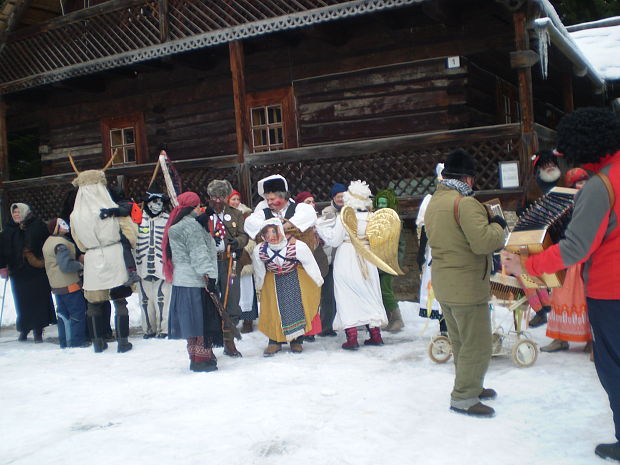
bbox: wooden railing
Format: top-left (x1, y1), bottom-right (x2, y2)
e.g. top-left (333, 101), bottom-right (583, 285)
top-left (2, 123), bottom-right (532, 221)
top-left (0, 0), bottom-right (423, 93)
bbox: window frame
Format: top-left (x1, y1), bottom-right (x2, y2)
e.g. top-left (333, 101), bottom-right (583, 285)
top-left (245, 87), bottom-right (298, 153)
top-left (101, 113), bottom-right (147, 165)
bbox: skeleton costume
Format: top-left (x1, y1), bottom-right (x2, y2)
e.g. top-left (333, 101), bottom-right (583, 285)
top-left (136, 189), bottom-right (171, 338)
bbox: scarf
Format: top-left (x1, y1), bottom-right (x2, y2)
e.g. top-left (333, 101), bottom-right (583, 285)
top-left (439, 179), bottom-right (474, 197)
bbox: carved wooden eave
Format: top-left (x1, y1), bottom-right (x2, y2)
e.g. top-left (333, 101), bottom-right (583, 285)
top-left (0, 0), bottom-right (427, 94)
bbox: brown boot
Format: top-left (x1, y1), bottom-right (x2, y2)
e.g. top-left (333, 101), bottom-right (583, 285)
top-left (223, 339), bottom-right (242, 357)
top-left (263, 342), bottom-right (282, 357)
top-left (450, 402), bottom-right (495, 418)
top-left (240, 320), bottom-right (254, 334)
top-left (290, 342), bottom-right (303, 353)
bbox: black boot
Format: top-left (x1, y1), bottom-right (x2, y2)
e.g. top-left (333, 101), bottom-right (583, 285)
top-left (18, 330), bottom-right (28, 342)
top-left (101, 301), bottom-right (114, 341)
top-left (33, 328), bottom-right (43, 343)
top-left (87, 304), bottom-right (108, 353)
top-left (115, 313), bottom-right (133, 353)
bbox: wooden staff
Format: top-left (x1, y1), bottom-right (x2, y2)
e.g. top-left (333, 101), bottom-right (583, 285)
top-left (158, 150), bottom-right (178, 207)
top-left (223, 244), bottom-right (234, 308)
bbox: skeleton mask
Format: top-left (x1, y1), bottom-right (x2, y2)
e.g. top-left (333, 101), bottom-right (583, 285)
top-left (147, 197), bottom-right (164, 216)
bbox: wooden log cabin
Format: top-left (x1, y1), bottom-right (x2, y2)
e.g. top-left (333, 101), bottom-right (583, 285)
top-left (0, 0), bottom-right (613, 298)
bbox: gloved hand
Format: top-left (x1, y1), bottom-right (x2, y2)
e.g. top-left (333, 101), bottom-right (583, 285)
top-left (99, 207), bottom-right (120, 219)
top-left (196, 213), bottom-right (209, 229)
top-left (225, 237), bottom-right (239, 251)
top-left (203, 206), bottom-right (215, 217)
top-left (489, 215), bottom-right (508, 229)
top-left (204, 276), bottom-right (218, 293)
top-left (213, 235), bottom-right (222, 246)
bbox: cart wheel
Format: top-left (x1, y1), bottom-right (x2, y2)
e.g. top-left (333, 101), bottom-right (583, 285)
top-left (512, 339), bottom-right (538, 367)
top-left (429, 335), bottom-right (452, 364)
top-left (492, 332), bottom-right (503, 355)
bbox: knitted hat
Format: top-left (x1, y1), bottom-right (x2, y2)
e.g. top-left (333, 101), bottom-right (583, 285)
top-left (329, 183), bottom-right (347, 199)
top-left (565, 167), bottom-right (589, 188)
top-left (442, 149), bottom-right (476, 177)
top-left (294, 191), bottom-right (314, 204)
top-left (207, 179), bottom-right (233, 199)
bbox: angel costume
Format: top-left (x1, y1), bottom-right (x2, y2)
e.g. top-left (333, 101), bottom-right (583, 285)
top-left (317, 181), bottom-right (390, 345)
top-left (252, 219), bottom-right (323, 344)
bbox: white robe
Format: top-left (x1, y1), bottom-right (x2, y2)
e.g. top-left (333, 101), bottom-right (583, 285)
top-left (317, 211), bottom-right (387, 329)
top-left (244, 200), bottom-right (317, 239)
top-left (70, 182), bottom-right (128, 291)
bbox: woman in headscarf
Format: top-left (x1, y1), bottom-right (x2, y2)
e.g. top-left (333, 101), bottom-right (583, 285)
top-left (0, 203), bottom-right (56, 341)
top-left (163, 192), bottom-right (222, 372)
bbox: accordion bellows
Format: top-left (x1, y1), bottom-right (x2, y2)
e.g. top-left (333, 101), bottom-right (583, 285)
top-left (505, 187), bottom-right (578, 288)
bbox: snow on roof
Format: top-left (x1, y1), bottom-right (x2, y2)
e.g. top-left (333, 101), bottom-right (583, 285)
top-left (569, 18), bottom-right (620, 81)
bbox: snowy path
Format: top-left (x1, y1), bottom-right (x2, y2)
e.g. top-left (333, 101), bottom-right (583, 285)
top-left (0, 297), bottom-right (612, 465)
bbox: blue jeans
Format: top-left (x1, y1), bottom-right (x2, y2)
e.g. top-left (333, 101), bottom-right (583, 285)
top-left (55, 291), bottom-right (88, 348)
top-left (587, 298), bottom-right (620, 441)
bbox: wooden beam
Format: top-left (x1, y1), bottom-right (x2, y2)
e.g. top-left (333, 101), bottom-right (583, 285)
top-left (510, 50), bottom-right (539, 69)
top-left (158, 0), bottom-right (169, 43)
top-left (512, 11), bottom-right (537, 183)
top-left (229, 41), bottom-right (248, 164)
top-left (0, 96), bottom-right (8, 182)
top-left (561, 72), bottom-right (574, 114)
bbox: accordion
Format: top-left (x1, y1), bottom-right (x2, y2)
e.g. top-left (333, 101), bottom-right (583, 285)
top-left (504, 186), bottom-right (578, 288)
top-left (490, 273), bottom-right (525, 301)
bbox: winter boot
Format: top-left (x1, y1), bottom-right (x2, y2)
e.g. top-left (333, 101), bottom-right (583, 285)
top-left (240, 320), bottom-right (254, 334)
top-left (595, 442), bottom-right (620, 462)
top-left (114, 313), bottom-right (133, 353)
top-left (342, 327), bottom-right (359, 350)
top-left (450, 402), bottom-right (495, 418)
top-left (540, 339), bottom-right (569, 352)
top-left (33, 328), bottom-right (43, 343)
top-left (263, 342), bottom-right (282, 357)
top-left (528, 306), bottom-right (549, 328)
top-left (101, 301), bottom-right (114, 341)
top-left (223, 328), bottom-right (242, 357)
top-left (87, 306), bottom-right (108, 353)
top-left (290, 336), bottom-right (303, 353)
top-left (18, 330), bottom-right (28, 342)
top-left (385, 308), bottom-right (404, 333)
top-left (479, 388), bottom-right (498, 401)
top-left (364, 326), bottom-right (384, 346)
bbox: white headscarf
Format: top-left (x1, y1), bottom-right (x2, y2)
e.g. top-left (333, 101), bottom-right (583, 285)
top-left (259, 218), bottom-right (288, 250)
top-left (10, 203), bottom-right (31, 223)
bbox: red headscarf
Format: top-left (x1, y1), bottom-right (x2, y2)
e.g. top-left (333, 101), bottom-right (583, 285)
top-left (162, 192), bottom-right (201, 282)
top-left (294, 191), bottom-right (314, 204)
top-left (227, 189), bottom-right (241, 204)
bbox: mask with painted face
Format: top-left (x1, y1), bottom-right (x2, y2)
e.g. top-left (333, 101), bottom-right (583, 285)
top-left (376, 197), bottom-right (388, 209)
top-left (147, 198), bottom-right (164, 216)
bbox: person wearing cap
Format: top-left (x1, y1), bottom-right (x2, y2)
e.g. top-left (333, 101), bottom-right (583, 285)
top-left (196, 179), bottom-right (248, 357)
top-left (42, 218), bottom-right (89, 348)
top-left (244, 175), bottom-right (317, 242)
top-left (502, 108), bottom-right (620, 462)
top-left (424, 149), bottom-right (506, 418)
top-left (315, 182), bottom-right (347, 337)
top-left (0, 203), bottom-right (56, 343)
top-left (227, 189), bottom-right (258, 334)
top-left (163, 191), bottom-right (222, 372)
top-left (135, 187), bottom-right (171, 339)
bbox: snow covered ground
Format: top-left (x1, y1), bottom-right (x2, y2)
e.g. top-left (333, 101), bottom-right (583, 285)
top-left (0, 283), bottom-right (613, 465)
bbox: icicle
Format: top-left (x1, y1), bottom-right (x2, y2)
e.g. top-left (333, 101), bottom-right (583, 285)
top-left (535, 22), bottom-right (550, 79)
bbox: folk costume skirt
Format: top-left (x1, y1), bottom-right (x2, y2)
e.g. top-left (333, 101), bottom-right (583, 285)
top-left (547, 265), bottom-right (591, 343)
top-left (258, 267), bottom-right (320, 343)
top-left (168, 286), bottom-right (223, 348)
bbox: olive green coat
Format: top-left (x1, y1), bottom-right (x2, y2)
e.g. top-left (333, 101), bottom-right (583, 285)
top-left (424, 184), bottom-right (505, 305)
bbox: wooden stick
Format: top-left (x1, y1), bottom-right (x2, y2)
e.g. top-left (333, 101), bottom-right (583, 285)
top-left (102, 148), bottom-right (117, 171)
top-left (223, 244), bottom-right (233, 308)
top-left (68, 153), bottom-right (80, 175)
top-left (146, 161), bottom-right (161, 191)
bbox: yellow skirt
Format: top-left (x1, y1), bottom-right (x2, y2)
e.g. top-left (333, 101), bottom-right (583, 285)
top-left (258, 267), bottom-right (320, 342)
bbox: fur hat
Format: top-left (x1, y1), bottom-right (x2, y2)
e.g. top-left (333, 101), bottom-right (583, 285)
top-left (442, 149), bottom-right (476, 177)
top-left (207, 179), bottom-right (233, 199)
top-left (557, 107), bottom-right (620, 165)
top-left (257, 175), bottom-right (289, 198)
top-left (565, 168), bottom-right (589, 188)
top-left (72, 170), bottom-right (106, 187)
top-left (330, 183), bottom-right (347, 199)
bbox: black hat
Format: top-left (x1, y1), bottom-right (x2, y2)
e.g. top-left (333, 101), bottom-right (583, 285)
top-left (263, 177), bottom-right (287, 194)
top-left (532, 150), bottom-right (560, 169)
top-left (442, 149), bottom-right (476, 177)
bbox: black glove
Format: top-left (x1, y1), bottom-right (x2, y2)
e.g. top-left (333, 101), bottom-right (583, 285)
top-left (213, 235), bottom-right (222, 246)
top-left (99, 207), bottom-right (120, 219)
top-left (489, 215), bottom-right (508, 229)
top-left (205, 277), bottom-right (218, 293)
top-left (204, 206), bottom-right (215, 217)
top-left (225, 237), bottom-right (239, 251)
top-left (196, 213), bottom-right (209, 229)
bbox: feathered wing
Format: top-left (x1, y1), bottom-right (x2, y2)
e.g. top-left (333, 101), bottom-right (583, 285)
top-left (367, 208), bottom-right (404, 275)
top-left (340, 206), bottom-right (400, 276)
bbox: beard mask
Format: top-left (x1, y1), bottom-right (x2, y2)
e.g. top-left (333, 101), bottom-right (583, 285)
top-left (538, 165), bottom-right (561, 183)
top-left (146, 198), bottom-right (164, 217)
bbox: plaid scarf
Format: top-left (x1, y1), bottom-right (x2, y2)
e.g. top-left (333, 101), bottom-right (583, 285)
top-left (439, 179), bottom-right (474, 197)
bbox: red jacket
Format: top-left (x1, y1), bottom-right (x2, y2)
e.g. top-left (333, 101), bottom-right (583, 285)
top-left (526, 150), bottom-right (620, 299)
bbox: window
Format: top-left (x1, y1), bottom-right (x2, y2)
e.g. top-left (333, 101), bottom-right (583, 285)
top-left (101, 113), bottom-right (147, 165)
top-left (496, 79), bottom-right (520, 124)
top-left (246, 88), bottom-right (297, 153)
